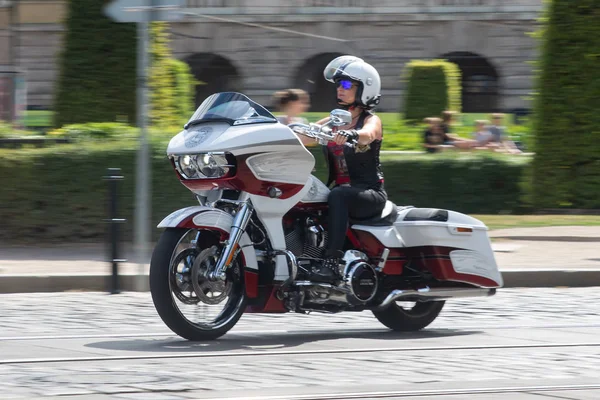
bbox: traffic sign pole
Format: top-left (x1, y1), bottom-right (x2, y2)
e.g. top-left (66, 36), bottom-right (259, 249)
top-left (134, 6), bottom-right (151, 291)
top-left (104, 0), bottom-right (184, 290)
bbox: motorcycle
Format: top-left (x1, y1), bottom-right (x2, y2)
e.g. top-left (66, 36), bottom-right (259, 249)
top-left (149, 92), bottom-right (503, 341)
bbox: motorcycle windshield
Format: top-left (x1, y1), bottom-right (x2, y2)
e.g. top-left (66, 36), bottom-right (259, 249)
top-left (185, 92), bottom-right (278, 128)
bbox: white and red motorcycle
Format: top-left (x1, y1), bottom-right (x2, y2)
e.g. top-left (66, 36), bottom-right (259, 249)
top-left (149, 92), bottom-right (503, 341)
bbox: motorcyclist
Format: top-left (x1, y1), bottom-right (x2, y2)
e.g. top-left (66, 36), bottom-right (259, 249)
top-left (306, 55), bottom-right (387, 283)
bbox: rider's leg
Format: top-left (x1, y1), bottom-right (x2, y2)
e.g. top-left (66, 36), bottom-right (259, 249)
top-left (312, 186), bottom-right (386, 282)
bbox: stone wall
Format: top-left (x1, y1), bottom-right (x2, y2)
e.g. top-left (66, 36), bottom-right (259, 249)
top-left (171, 4), bottom-right (542, 112)
top-left (11, 1), bottom-right (66, 108)
top-left (5, 0), bottom-right (543, 112)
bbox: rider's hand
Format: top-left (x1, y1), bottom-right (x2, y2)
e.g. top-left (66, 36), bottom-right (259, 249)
top-left (336, 129), bottom-right (359, 145)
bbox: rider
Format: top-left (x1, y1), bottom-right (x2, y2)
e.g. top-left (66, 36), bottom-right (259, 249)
top-left (307, 55), bottom-right (387, 283)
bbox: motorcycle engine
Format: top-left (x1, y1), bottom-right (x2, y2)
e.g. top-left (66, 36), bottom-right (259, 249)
top-left (340, 250), bottom-right (378, 305)
top-left (299, 250), bottom-right (379, 310)
top-left (343, 260), bottom-right (378, 304)
top-left (284, 217), bottom-right (326, 259)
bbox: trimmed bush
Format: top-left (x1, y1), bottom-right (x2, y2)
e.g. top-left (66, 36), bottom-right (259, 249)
top-left (149, 23), bottom-right (196, 128)
top-left (402, 60), bottom-right (462, 122)
top-left (531, 0), bottom-right (600, 209)
top-left (168, 58), bottom-right (196, 122)
top-left (47, 122), bottom-right (138, 140)
top-left (0, 141), bottom-right (529, 244)
top-left (53, 0), bottom-right (137, 127)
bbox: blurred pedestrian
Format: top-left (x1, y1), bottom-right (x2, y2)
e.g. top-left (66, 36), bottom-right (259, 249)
top-left (272, 88), bottom-right (310, 125)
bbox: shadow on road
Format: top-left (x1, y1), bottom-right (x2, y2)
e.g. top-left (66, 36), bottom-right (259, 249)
top-left (85, 328), bottom-right (480, 353)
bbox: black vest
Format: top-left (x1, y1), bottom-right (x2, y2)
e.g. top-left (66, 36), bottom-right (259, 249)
top-left (322, 110), bottom-right (384, 190)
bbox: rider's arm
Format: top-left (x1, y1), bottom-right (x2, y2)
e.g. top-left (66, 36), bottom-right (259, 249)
top-left (299, 134), bottom-right (318, 147)
top-left (333, 115), bottom-right (382, 146)
top-left (356, 115), bottom-right (383, 145)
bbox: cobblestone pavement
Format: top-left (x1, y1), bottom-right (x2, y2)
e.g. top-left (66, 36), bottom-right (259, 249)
top-left (1, 288), bottom-right (599, 399)
top-left (1, 288), bottom-right (599, 337)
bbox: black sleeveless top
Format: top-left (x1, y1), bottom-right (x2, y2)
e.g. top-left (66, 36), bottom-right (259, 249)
top-left (322, 110), bottom-right (385, 191)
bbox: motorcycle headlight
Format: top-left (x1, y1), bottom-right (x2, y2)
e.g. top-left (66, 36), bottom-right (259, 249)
top-left (172, 153), bottom-right (234, 179)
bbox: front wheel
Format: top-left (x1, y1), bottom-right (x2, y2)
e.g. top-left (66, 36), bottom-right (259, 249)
top-left (149, 228), bottom-right (247, 341)
top-left (372, 300), bottom-right (445, 332)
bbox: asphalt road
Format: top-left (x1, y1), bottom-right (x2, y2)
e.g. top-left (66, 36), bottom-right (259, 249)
top-left (1, 288), bottom-right (599, 399)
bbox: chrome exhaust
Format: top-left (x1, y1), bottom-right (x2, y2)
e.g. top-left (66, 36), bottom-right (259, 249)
top-left (376, 286), bottom-right (496, 310)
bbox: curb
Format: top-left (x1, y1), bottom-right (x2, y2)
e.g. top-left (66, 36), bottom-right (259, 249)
top-left (0, 274), bottom-right (150, 294)
top-left (1, 270), bottom-right (599, 294)
top-left (490, 236), bottom-right (600, 242)
top-left (501, 269), bottom-right (600, 288)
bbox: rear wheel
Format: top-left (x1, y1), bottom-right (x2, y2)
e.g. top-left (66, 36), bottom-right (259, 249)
top-left (149, 228), bottom-right (247, 341)
top-left (372, 300), bottom-right (445, 332)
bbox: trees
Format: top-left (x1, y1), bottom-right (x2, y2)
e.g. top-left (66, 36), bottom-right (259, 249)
top-left (53, 0), bottom-right (137, 127)
top-left (531, 0), bottom-right (600, 208)
top-left (53, 3), bottom-right (195, 129)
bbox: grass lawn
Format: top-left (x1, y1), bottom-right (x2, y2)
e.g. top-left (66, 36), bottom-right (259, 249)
top-left (23, 110), bottom-right (53, 127)
top-left (23, 110), bottom-right (533, 151)
top-left (300, 111), bottom-right (533, 151)
top-left (473, 215), bottom-right (600, 230)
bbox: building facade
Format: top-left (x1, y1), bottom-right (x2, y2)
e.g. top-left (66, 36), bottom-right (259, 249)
top-left (0, 0), bottom-right (543, 114)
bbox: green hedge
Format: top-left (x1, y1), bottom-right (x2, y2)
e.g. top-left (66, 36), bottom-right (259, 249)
top-left (531, 0), bottom-right (600, 209)
top-left (0, 140), bottom-right (529, 244)
top-left (53, 0), bottom-right (137, 127)
top-left (47, 122), bottom-right (138, 140)
top-left (402, 60), bottom-right (462, 123)
top-left (310, 150), bottom-right (528, 214)
top-left (0, 140), bottom-right (191, 244)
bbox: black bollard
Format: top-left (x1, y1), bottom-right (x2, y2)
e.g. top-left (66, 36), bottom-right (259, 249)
top-left (104, 168), bottom-right (126, 294)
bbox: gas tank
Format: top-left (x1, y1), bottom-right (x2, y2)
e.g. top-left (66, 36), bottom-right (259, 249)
top-left (300, 175), bottom-right (330, 203)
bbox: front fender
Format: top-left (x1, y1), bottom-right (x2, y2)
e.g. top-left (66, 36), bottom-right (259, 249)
top-left (157, 206), bottom-right (258, 272)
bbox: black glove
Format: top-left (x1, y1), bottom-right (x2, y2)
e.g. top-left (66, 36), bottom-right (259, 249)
top-left (338, 129), bottom-right (359, 143)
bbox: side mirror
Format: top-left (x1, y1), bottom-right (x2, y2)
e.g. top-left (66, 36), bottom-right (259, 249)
top-left (329, 109), bottom-right (352, 127)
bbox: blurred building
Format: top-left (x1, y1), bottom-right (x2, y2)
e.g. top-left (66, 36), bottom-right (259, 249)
top-left (0, 0), bottom-right (543, 113)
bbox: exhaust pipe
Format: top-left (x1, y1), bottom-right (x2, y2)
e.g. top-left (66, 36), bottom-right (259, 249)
top-left (376, 286), bottom-right (496, 310)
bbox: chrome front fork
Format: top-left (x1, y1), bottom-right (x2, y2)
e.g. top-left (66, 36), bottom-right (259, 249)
top-left (208, 200), bottom-right (254, 281)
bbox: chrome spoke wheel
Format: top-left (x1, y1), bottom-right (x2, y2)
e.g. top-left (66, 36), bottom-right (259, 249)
top-left (150, 228), bottom-right (247, 341)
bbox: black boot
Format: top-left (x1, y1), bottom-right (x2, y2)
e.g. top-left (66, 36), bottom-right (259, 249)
top-left (311, 250), bottom-right (344, 284)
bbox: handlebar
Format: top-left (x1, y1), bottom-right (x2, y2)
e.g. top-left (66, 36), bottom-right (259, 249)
top-left (288, 122), bottom-right (356, 147)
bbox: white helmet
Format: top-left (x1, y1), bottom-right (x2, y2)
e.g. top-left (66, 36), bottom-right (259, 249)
top-left (323, 55), bottom-right (381, 110)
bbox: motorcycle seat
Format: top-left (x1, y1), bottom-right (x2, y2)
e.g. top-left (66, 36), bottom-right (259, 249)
top-left (349, 200), bottom-right (398, 226)
top-left (403, 208), bottom-right (449, 222)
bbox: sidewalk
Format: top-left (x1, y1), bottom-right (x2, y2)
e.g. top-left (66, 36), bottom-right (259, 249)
top-left (1, 226), bottom-right (599, 293)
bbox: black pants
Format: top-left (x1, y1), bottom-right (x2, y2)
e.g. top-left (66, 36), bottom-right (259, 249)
top-left (326, 185), bottom-right (387, 257)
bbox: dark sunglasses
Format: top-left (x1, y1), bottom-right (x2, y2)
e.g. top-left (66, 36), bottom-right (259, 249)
top-left (336, 80), bottom-right (355, 90)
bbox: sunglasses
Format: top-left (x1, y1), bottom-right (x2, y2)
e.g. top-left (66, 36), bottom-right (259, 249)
top-left (336, 80), bottom-right (355, 90)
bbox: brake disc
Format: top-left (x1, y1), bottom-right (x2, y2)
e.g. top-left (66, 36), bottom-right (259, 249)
top-left (190, 246), bottom-right (232, 305)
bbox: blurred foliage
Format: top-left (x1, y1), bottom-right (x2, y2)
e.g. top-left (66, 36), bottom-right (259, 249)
top-left (401, 59), bottom-right (462, 123)
top-left (531, 0), bottom-right (600, 209)
top-left (168, 58), bottom-right (197, 124)
top-left (309, 149), bottom-right (529, 214)
top-left (0, 135), bottom-right (530, 243)
top-left (301, 112), bottom-right (533, 152)
top-left (0, 121), bottom-right (36, 138)
top-left (148, 23), bottom-right (197, 128)
top-left (53, 0), bottom-right (137, 128)
top-left (22, 109), bottom-right (534, 151)
top-left (48, 122), bottom-right (139, 141)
